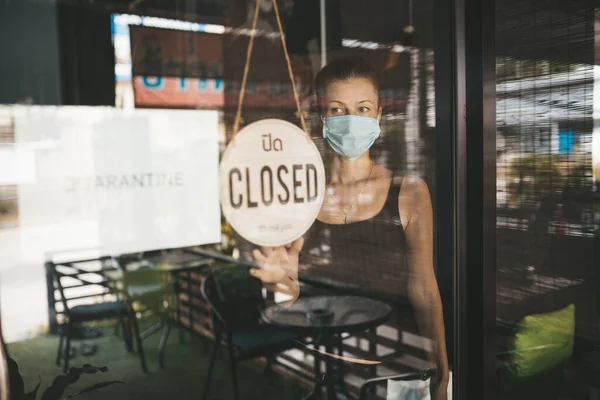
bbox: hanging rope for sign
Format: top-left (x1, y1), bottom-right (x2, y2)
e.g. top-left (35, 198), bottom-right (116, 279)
top-left (231, 0), bottom-right (309, 142)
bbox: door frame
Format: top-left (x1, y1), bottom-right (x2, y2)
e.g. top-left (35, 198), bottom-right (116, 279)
top-left (434, 0), bottom-right (497, 398)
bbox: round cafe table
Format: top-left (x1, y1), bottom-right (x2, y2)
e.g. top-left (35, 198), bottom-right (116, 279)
top-left (262, 295), bottom-right (393, 400)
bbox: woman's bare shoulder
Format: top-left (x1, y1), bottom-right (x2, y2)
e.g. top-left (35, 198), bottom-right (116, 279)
top-left (397, 175), bottom-right (431, 227)
top-left (398, 175), bottom-right (429, 195)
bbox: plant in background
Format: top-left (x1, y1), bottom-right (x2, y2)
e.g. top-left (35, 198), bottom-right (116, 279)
top-left (220, 214), bottom-right (236, 254)
top-left (506, 155), bottom-right (564, 207)
top-left (560, 164), bottom-right (596, 224)
top-left (7, 354), bottom-right (123, 400)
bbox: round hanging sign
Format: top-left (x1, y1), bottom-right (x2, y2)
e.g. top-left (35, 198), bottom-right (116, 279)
top-left (220, 119), bottom-right (326, 247)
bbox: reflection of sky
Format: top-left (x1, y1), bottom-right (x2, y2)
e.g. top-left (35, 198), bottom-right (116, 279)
top-left (497, 67), bottom-right (598, 125)
top-left (498, 81), bottom-right (594, 125)
top-left (111, 15), bottom-right (131, 83)
top-left (110, 16), bottom-right (131, 36)
top-left (497, 97), bottom-right (589, 125)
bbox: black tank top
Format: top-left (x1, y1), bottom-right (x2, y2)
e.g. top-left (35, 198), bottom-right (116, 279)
top-left (299, 177), bottom-right (409, 299)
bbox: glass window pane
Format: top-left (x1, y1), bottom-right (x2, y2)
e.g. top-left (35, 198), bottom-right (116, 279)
top-left (0, 1), bottom-right (453, 399)
top-left (495, 2), bottom-right (599, 399)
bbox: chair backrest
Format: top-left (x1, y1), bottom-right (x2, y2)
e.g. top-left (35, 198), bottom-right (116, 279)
top-left (45, 261), bottom-right (70, 318)
top-left (112, 255), bottom-right (173, 308)
top-left (201, 264), bottom-right (265, 333)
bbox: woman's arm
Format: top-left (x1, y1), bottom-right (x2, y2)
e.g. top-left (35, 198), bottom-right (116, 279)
top-left (399, 176), bottom-right (449, 399)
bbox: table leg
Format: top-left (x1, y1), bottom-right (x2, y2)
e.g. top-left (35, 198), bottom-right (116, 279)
top-left (334, 334), bottom-right (354, 400)
top-left (368, 329), bottom-right (377, 395)
top-left (306, 334), bottom-right (358, 400)
top-left (139, 319), bottom-right (164, 341)
top-left (325, 336), bottom-right (337, 400)
top-left (303, 343), bottom-right (323, 400)
top-left (187, 273), bottom-right (194, 332)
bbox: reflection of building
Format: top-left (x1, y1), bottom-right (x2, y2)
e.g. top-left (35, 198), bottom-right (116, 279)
top-left (495, 3), bottom-right (599, 347)
top-left (496, 66), bottom-right (596, 220)
top-left (497, 67), bottom-right (595, 154)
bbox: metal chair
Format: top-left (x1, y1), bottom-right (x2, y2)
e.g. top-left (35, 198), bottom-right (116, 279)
top-left (49, 262), bottom-right (147, 374)
top-left (201, 265), bottom-right (302, 400)
top-left (358, 369), bottom-right (434, 400)
top-left (118, 258), bottom-right (175, 368)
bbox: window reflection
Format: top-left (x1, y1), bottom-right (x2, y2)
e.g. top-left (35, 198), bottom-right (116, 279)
top-left (495, 2), bottom-right (599, 399)
top-left (0, 1), bottom-right (450, 400)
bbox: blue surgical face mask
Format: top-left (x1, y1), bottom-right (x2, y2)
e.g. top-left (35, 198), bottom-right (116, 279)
top-left (322, 115), bottom-right (381, 161)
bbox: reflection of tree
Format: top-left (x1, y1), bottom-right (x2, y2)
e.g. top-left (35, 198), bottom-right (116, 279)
top-left (507, 155), bottom-right (564, 206)
top-left (508, 155), bottom-right (594, 226)
top-left (220, 215), bottom-right (236, 255)
top-left (561, 164), bottom-right (595, 226)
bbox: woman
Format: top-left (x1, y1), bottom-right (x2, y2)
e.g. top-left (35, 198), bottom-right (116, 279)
top-left (250, 56), bottom-right (449, 399)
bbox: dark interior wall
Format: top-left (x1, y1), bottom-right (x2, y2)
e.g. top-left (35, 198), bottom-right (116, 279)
top-left (497, 0), bottom-right (595, 65)
top-left (0, 1), bottom-right (115, 106)
top-left (96, 0), bottom-right (227, 20)
top-left (0, 1), bottom-right (62, 105)
top-left (57, 4), bottom-right (115, 106)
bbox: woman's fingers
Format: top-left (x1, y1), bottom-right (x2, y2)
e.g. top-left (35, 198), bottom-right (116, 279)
top-left (252, 248), bottom-right (266, 263)
top-left (263, 246), bottom-right (275, 257)
top-left (250, 240), bottom-right (303, 287)
top-left (281, 238), bottom-right (303, 255)
top-left (250, 268), bottom-right (272, 281)
top-left (289, 237), bottom-right (305, 256)
top-left (250, 266), bottom-right (284, 283)
top-left (249, 268), bottom-right (265, 280)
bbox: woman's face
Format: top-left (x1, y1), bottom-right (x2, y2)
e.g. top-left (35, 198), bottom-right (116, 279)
top-left (321, 77), bottom-right (381, 119)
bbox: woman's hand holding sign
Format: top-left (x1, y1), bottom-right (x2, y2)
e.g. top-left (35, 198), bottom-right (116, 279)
top-left (219, 120), bottom-right (323, 305)
top-left (251, 237), bottom-right (304, 305)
